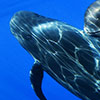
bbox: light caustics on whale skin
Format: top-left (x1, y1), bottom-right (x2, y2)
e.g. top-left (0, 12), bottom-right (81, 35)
top-left (10, 0), bottom-right (100, 100)
top-left (84, 0), bottom-right (100, 36)
top-left (10, 11), bottom-right (100, 100)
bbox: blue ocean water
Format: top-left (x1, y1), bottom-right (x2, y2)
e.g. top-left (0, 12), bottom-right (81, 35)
top-left (0, 0), bottom-right (95, 100)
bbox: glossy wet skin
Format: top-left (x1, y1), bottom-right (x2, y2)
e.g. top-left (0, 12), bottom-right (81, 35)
top-left (84, 0), bottom-right (100, 36)
top-left (10, 11), bottom-right (47, 60)
top-left (10, 11), bottom-right (62, 60)
top-left (10, 0), bottom-right (100, 100)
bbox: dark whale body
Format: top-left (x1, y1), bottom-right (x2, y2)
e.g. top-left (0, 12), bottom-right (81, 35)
top-left (10, 0), bottom-right (100, 100)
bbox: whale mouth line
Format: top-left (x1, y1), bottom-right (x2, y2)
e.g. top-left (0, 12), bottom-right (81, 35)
top-left (88, 31), bottom-right (100, 37)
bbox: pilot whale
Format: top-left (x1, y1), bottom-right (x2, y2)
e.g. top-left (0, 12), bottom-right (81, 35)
top-left (10, 0), bottom-right (100, 100)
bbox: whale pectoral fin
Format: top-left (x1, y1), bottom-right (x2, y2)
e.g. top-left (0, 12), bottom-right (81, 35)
top-left (30, 62), bottom-right (46, 100)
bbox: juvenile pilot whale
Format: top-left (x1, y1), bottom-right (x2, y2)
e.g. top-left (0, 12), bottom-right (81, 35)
top-left (10, 0), bottom-right (100, 100)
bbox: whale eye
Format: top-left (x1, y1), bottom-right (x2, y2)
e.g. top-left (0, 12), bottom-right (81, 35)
top-left (22, 34), bottom-right (32, 40)
top-left (26, 34), bottom-right (33, 40)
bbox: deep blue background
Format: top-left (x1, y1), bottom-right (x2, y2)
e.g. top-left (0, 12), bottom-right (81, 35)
top-left (0, 0), bottom-right (95, 100)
